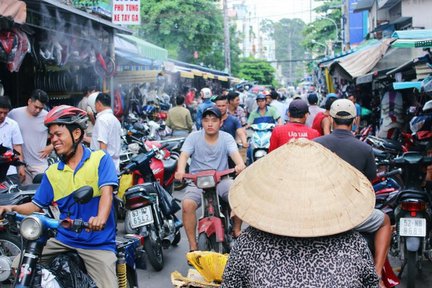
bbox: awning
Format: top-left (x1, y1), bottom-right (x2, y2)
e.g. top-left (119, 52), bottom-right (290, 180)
top-left (116, 34), bottom-right (168, 62)
top-left (206, 73), bottom-right (215, 79)
top-left (216, 76), bottom-right (228, 82)
top-left (0, 0), bottom-right (26, 24)
top-left (378, 0), bottom-right (400, 9)
top-left (392, 39), bottom-right (432, 49)
top-left (26, 0), bottom-right (131, 34)
top-left (353, 0), bottom-right (374, 13)
top-left (180, 71), bottom-right (194, 79)
top-left (386, 53), bottom-right (431, 76)
top-left (191, 69), bottom-right (204, 77)
top-left (392, 30), bottom-right (432, 39)
top-left (392, 81), bottom-right (422, 90)
top-left (115, 50), bottom-right (152, 66)
top-left (329, 38), bottom-right (393, 79)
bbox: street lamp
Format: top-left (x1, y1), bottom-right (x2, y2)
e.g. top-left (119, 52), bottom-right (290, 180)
top-left (311, 39), bottom-right (328, 56)
top-left (319, 16), bottom-right (339, 43)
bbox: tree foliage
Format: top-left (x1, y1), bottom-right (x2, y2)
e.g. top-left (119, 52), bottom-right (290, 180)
top-left (138, 0), bottom-right (223, 64)
top-left (302, 0), bottom-right (342, 55)
top-left (238, 58), bottom-right (276, 86)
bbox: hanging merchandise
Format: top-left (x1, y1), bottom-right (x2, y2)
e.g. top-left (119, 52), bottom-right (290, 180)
top-left (0, 27), bottom-right (29, 72)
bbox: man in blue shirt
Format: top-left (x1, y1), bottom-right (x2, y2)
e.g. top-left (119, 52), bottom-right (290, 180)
top-left (0, 105), bottom-right (118, 287)
top-left (195, 87), bottom-right (214, 130)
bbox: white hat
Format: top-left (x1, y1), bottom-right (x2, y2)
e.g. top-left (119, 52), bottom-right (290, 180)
top-left (330, 99), bottom-right (357, 119)
top-left (229, 139), bottom-right (375, 237)
top-left (201, 88), bottom-right (212, 99)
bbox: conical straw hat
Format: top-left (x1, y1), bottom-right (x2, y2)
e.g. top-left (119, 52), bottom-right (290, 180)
top-left (229, 138), bottom-right (375, 237)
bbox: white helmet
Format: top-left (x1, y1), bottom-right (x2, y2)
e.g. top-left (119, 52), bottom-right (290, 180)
top-left (423, 100), bottom-right (432, 112)
top-left (87, 91), bottom-right (100, 114)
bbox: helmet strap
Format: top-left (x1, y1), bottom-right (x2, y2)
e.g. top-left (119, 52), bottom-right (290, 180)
top-left (56, 127), bottom-right (84, 163)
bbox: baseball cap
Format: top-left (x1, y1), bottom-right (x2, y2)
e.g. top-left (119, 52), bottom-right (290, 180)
top-left (256, 93), bottom-right (266, 100)
top-left (289, 99), bottom-right (309, 118)
top-left (202, 106), bottom-right (222, 119)
top-left (307, 93), bottom-right (318, 105)
top-left (201, 88), bottom-right (212, 99)
top-left (330, 99), bottom-right (356, 119)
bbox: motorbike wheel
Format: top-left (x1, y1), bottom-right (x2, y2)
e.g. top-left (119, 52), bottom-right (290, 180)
top-left (171, 230), bottom-right (181, 246)
top-left (406, 251), bottom-right (417, 288)
top-left (144, 226), bottom-right (164, 271)
top-left (197, 233), bottom-right (224, 253)
top-left (0, 232), bottom-right (22, 284)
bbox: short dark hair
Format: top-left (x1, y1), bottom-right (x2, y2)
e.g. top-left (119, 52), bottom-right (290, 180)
top-left (215, 95), bottom-right (227, 102)
top-left (333, 116), bottom-right (354, 126)
top-left (325, 97), bottom-right (337, 110)
top-left (96, 93), bottom-right (111, 107)
top-left (176, 96), bottom-right (185, 106)
top-left (0, 96), bottom-right (12, 110)
top-left (270, 90), bottom-right (279, 100)
top-left (30, 89), bottom-right (48, 104)
top-left (227, 92), bottom-right (239, 102)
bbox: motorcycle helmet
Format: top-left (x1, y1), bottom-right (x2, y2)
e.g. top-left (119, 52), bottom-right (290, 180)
top-left (87, 91), bottom-right (100, 114)
top-left (256, 93), bottom-right (266, 101)
top-left (44, 105), bottom-right (88, 130)
top-left (423, 100), bottom-right (432, 113)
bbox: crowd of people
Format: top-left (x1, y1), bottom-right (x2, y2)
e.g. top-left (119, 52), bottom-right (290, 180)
top-left (0, 83), bottom-right (410, 287)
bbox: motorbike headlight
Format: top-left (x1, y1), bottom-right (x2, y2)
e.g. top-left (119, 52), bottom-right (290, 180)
top-left (254, 150), bottom-right (267, 159)
top-left (197, 176), bottom-right (216, 189)
top-left (20, 216), bottom-right (43, 240)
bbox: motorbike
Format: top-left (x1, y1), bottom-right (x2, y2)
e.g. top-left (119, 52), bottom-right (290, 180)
top-left (246, 123), bottom-right (275, 165)
top-left (0, 186), bottom-right (144, 288)
top-left (380, 152), bottom-right (432, 288)
top-left (183, 168), bottom-right (235, 254)
top-left (122, 144), bottom-right (182, 271)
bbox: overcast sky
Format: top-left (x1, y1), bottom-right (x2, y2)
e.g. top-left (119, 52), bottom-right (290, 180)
top-left (244, 0), bottom-right (318, 24)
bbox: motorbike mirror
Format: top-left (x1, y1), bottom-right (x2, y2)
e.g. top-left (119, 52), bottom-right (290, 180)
top-left (32, 173), bottom-right (44, 184)
top-left (72, 186), bottom-right (94, 204)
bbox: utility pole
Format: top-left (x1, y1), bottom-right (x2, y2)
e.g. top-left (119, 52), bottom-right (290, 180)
top-left (223, 0), bottom-right (231, 73)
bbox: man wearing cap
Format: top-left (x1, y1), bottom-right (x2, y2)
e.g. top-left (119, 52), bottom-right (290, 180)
top-left (315, 99), bottom-right (391, 284)
top-left (195, 87), bottom-right (214, 130)
top-left (247, 94), bottom-right (282, 126)
top-left (269, 99), bottom-right (320, 152)
top-left (305, 93), bottom-right (324, 128)
top-left (175, 106), bottom-right (246, 252)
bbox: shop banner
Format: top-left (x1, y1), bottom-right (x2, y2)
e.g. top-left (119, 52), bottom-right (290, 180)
top-left (112, 0), bottom-right (141, 25)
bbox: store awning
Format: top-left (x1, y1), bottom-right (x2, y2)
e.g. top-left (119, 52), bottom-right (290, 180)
top-left (386, 53), bottom-right (431, 77)
top-left (378, 0), bottom-right (400, 9)
top-left (116, 34), bottom-right (168, 62)
top-left (392, 30), bottom-right (432, 39)
top-left (216, 75), bottom-right (228, 82)
top-left (353, 0), bottom-right (374, 13)
top-left (0, 0), bottom-right (26, 24)
top-left (329, 38), bottom-right (393, 79)
top-left (115, 50), bottom-right (152, 66)
top-left (180, 71), bottom-right (194, 79)
top-left (391, 29), bottom-right (432, 48)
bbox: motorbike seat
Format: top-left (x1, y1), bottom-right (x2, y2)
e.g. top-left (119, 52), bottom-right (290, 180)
top-left (0, 192), bottom-right (30, 205)
top-left (163, 157), bottom-right (177, 182)
top-left (398, 190), bottom-right (429, 202)
top-left (18, 183), bottom-right (39, 191)
top-left (125, 182), bottom-right (157, 197)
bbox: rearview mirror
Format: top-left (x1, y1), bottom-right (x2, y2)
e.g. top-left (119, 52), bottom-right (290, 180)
top-left (72, 186), bottom-right (93, 204)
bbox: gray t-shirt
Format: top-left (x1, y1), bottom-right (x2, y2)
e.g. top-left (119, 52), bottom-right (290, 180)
top-left (181, 130), bottom-right (238, 173)
top-left (8, 107), bottom-right (48, 167)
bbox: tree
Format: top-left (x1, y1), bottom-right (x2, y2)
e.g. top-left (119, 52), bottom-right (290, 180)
top-left (138, 0), bottom-right (224, 65)
top-left (237, 58), bottom-right (276, 86)
top-left (302, 0), bottom-right (342, 55)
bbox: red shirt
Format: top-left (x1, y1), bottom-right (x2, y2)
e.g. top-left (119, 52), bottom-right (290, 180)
top-left (185, 91), bottom-right (195, 106)
top-left (269, 123), bottom-right (320, 152)
top-left (312, 112), bottom-right (328, 136)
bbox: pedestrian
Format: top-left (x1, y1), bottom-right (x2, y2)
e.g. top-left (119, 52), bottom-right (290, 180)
top-left (348, 94), bottom-right (362, 134)
top-left (0, 96), bottom-right (25, 184)
top-left (215, 95), bottom-right (248, 147)
top-left (90, 93), bottom-right (121, 172)
top-left (315, 99), bottom-right (391, 287)
top-left (268, 99), bottom-right (320, 152)
top-left (267, 90), bottom-right (288, 124)
top-left (9, 89), bottom-right (53, 184)
top-left (227, 91), bottom-right (247, 127)
top-left (305, 92), bottom-right (324, 127)
top-left (77, 86), bottom-right (96, 142)
top-left (195, 88), bottom-right (214, 130)
top-left (311, 94), bottom-right (337, 135)
top-left (166, 95), bottom-right (193, 137)
top-left (222, 139), bottom-right (379, 288)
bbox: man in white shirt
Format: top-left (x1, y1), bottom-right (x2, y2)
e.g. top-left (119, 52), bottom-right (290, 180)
top-left (0, 96), bottom-right (25, 184)
top-left (90, 93), bottom-right (121, 172)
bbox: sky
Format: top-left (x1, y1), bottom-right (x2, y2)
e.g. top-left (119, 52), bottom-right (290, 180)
top-left (244, 0), bottom-right (318, 24)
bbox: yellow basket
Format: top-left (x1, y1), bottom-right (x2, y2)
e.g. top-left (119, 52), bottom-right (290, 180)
top-left (186, 251), bottom-right (228, 283)
top-left (118, 173), bottom-right (134, 200)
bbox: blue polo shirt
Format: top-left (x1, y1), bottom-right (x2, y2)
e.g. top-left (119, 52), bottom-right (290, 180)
top-left (247, 106), bottom-right (280, 125)
top-left (32, 145), bottom-right (118, 252)
top-left (221, 115), bottom-right (242, 139)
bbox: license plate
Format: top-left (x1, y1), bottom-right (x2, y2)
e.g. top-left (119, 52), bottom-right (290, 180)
top-left (399, 218), bottom-right (426, 237)
top-left (129, 206), bottom-right (154, 229)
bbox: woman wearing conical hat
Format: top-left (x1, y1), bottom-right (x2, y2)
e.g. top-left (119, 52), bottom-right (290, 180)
top-left (221, 139), bottom-right (379, 288)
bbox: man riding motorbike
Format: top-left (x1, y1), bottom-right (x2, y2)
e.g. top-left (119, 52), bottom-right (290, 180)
top-left (0, 105), bottom-right (119, 287)
top-left (175, 106), bottom-right (246, 252)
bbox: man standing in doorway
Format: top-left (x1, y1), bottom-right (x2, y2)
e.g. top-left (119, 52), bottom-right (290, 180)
top-left (9, 89), bottom-right (53, 184)
top-left (90, 93), bottom-right (121, 172)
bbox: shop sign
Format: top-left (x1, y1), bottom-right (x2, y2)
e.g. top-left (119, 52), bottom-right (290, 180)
top-left (112, 0), bottom-right (141, 25)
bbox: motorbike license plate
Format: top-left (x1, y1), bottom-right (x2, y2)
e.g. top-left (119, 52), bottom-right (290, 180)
top-left (130, 206), bottom-right (154, 229)
top-left (399, 218), bottom-right (426, 237)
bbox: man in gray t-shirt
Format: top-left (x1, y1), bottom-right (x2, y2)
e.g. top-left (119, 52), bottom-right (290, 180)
top-left (175, 106), bottom-right (246, 252)
top-left (8, 89), bottom-right (53, 184)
